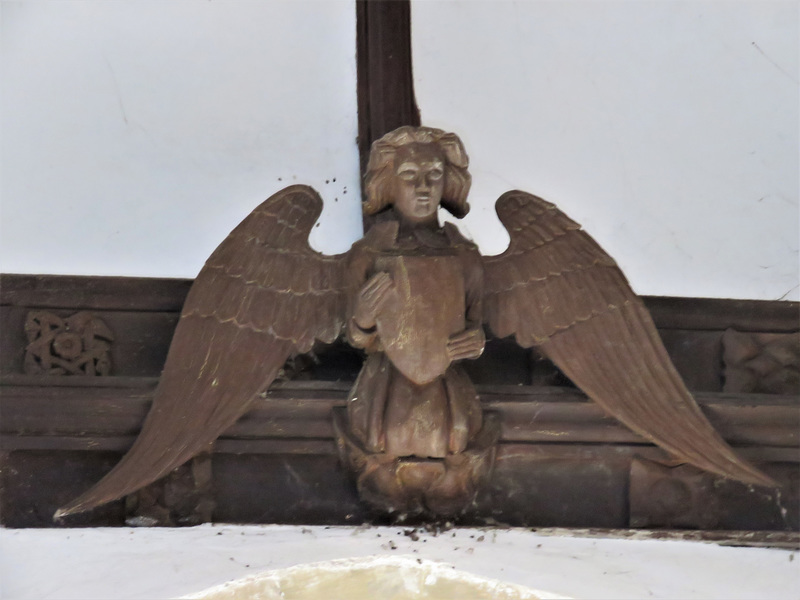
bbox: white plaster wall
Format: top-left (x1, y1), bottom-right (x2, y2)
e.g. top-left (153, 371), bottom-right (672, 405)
top-left (2, 1), bottom-right (797, 300)
top-left (1, 525), bottom-right (797, 600)
top-left (1, 0), bottom-right (362, 278)
top-left (413, 1), bottom-right (799, 301)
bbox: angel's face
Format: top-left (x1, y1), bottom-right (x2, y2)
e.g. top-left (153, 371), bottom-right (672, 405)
top-left (391, 143), bottom-right (445, 225)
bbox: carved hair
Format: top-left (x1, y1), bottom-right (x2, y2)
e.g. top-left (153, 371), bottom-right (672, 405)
top-left (364, 126), bottom-right (472, 218)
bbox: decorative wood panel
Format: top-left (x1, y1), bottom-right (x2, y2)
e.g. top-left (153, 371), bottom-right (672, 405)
top-left (1, 273), bottom-right (798, 531)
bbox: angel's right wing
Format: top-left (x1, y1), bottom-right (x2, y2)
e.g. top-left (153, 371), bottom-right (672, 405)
top-left (56, 185), bottom-right (352, 518)
top-left (483, 191), bottom-right (774, 487)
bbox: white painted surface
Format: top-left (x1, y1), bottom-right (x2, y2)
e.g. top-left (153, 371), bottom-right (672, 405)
top-left (1, 525), bottom-right (797, 600)
top-left (1, 1), bottom-right (362, 277)
top-left (413, 1), bottom-right (799, 301)
top-left (3, 1), bottom-right (797, 301)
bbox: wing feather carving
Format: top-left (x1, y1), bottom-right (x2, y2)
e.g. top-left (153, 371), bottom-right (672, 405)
top-left (56, 185), bottom-right (351, 518)
top-left (484, 191), bottom-right (774, 486)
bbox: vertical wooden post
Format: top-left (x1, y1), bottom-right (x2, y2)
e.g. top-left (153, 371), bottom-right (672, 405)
top-left (356, 0), bottom-right (420, 181)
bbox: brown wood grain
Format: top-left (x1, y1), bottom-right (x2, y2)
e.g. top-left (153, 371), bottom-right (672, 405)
top-left (3, 379), bottom-right (796, 450)
top-left (356, 0), bottom-right (420, 178)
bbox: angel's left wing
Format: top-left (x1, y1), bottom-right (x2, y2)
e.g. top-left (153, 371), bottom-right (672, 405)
top-left (483, 191), bottom-right (774, 487)
top-left (56, 185), bottom-right (352, 518)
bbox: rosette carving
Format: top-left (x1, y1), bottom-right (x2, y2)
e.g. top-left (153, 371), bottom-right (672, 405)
top-left (24, 311), bottom-right (114, 376)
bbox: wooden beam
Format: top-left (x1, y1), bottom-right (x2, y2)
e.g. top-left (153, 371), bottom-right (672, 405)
top-left (3, 379), bottom-right (797, 452)
top-left (5, 274), bottom-right (798, 332)
top-left (356, 0), bottom-right (420, 177)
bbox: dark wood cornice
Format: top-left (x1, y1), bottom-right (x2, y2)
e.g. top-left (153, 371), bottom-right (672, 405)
top-left (1, 272), bottom-right (798, 530)
top-left (3, 273), bottom-right (797, 332)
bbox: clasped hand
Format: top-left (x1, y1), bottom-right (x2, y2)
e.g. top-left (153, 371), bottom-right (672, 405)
top-left (446, 327), bottom-right (485, 361)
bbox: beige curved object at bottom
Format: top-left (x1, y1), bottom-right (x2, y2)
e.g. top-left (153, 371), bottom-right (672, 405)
top-left (181, 555), bottom-right (571, 600)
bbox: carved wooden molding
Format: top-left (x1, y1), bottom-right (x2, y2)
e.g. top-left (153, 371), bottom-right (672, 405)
top-left (2, 274), bottom-right (798, 530)
top-left (1, 376), bottom-right (797, 530)
top-left (1, 378), bottom-right (797, 453)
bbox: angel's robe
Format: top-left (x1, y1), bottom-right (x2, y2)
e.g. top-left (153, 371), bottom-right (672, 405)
top-left (345, 220), bottom-right (484, 459)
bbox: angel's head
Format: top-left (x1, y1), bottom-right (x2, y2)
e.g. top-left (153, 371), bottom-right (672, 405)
top-left (364, 126), bottom-right (472, 224)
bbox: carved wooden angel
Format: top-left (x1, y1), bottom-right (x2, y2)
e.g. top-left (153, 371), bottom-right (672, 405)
top-left (56, 126), bottom-right (773, 520)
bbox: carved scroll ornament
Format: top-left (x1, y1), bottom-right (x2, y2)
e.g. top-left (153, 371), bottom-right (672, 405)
top-left (56, 126), bottom-right (775, 522)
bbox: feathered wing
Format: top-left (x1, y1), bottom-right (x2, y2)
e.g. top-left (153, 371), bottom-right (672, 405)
top-left (483, 191), bottom-right (774, 487)
top-left (56, 185), bottom-right (351, 517)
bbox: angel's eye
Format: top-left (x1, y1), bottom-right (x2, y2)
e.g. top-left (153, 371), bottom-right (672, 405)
top-left (428, 169), bottom-right (444, 180)
top-left (398, 170), bottom-right (417, 181)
